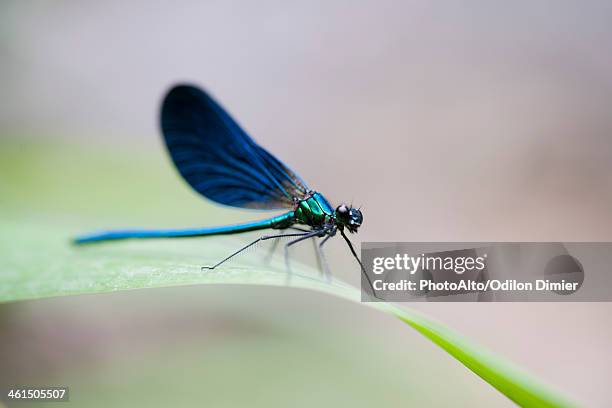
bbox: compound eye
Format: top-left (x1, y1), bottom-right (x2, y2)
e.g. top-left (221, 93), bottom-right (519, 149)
top-left (349, 208), bottom-right (363, 225)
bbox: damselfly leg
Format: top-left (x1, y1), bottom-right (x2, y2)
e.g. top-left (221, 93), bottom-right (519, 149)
top-left (283, 230), bottom-right (324, 283)
top-left (263, 227), bottom-right (330, 280)
top-left (202, 232), bottom-right (312, 271)
top-left (317, 234), bottom-right (333, 282)
top-left (263, 227), bottom-right (310, 264)
top-left (340, 230), bottom-right (378, 299)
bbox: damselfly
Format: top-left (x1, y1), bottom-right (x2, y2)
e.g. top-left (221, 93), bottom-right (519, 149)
top-left (74, 85), bottom-right (374, 294)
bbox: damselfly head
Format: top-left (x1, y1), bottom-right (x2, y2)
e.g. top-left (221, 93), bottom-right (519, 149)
top-left (334, 204), bottom-right (363, 233)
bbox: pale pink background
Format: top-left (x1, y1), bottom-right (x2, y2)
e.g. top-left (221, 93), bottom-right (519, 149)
top-left (2, 2), bottom-right (611, 406)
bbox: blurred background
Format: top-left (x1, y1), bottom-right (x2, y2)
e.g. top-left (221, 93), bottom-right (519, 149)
top-left (1, 1), bottom-right (612, 406)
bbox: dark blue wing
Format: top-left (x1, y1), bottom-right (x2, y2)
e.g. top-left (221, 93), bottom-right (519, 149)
top-left (161, 84), bottom-right (309, 209)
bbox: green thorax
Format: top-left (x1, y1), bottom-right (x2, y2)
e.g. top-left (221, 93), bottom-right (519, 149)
top-left (294, 192), bottom-right (334, 227)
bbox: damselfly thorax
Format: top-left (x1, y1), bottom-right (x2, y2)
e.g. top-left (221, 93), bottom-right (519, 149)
top-left (292, 191), bottom-right (334, 228)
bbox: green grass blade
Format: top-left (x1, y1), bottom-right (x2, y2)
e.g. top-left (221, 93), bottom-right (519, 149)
top-left (0, 219), bottom-right (575, 408)
top-left (379, 303), bottom-right (575, 408)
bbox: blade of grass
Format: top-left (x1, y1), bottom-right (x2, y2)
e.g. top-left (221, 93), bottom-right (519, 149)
top-left (0, 218), bottom-right (575, 407)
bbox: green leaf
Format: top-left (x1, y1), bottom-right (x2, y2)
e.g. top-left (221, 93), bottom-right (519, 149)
top-left (0, 219), bottom-right (574, 408)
